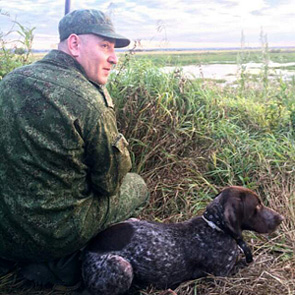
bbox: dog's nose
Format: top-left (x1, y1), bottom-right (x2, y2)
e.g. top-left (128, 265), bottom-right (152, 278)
top-left (276, 214), bottom-right (284, 224)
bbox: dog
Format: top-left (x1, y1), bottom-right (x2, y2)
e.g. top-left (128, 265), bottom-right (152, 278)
top-left (81, 186), bottom-right (284, 295)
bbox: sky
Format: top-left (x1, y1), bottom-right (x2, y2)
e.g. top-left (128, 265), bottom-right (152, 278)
top-left (1, 0), bottom-right (295, 50)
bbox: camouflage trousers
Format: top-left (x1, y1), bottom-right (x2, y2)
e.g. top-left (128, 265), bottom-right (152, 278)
top-left (102, 172), bottom-right (149, 228)
top-left (0, 173), bottom-right (149, 285)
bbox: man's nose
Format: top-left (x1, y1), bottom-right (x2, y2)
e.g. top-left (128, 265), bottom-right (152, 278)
top-left (108, 52), bottom-right (118, 65)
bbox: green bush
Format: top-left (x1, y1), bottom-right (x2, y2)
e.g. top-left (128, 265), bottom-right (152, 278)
top-left (0, 11), bottom-right (35, 80)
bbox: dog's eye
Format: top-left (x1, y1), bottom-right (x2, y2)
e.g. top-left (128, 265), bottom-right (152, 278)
top-left (252, 204), bottom-right (262, 216)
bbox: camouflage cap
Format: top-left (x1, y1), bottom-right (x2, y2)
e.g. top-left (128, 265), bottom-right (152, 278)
top-left (58, 9), bottom-right (130, 48)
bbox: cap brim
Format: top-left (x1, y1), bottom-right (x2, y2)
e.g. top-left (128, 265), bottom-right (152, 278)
top-left (114, 37), bottom-right (131, 48)
top-left (94, 32), bottom-right (130, 48)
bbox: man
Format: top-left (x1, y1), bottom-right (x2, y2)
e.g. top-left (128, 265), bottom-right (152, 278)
top-left (0, 9), bottom-right (148, 286)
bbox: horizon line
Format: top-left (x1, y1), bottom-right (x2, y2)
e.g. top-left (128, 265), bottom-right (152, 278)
top-left (31, 45), bottom-right (295, 53)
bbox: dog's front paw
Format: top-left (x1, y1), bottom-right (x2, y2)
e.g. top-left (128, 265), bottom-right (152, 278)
top-left (231, 258), bottom-right (249, 274)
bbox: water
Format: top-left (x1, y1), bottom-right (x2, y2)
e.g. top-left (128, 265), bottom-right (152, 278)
top-left (163, 62), bottom-right (295, 84)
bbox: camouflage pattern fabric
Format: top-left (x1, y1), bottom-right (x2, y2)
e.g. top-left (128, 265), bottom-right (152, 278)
top-left (0, 50), bottom-right (148, 263)
top-left (58, 9), bottom-right (130, 48)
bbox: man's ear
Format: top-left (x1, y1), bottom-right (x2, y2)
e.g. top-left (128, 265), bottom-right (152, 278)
top-left (67, 34), bottom-right (80, 57)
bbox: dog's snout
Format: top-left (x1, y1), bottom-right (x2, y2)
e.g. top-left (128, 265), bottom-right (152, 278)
top-left (275, 213), bottom-right (284, 224)
top-left (265, 210), bottom-right (284, 232)
top-left (268, 209), bottom-right (284, 225)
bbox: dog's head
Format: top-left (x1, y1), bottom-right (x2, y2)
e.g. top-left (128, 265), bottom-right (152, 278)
top-left (205, 186), bottom-right (284, 240)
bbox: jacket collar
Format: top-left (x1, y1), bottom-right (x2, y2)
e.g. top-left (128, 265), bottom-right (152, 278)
top-left (40, 50), bottom-right (109, 93)
top-left (40, 50), bottom-right (88, 79)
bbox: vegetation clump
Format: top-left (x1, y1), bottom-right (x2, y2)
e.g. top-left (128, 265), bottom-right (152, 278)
top-left (0, 10), bottom-right (35, 80)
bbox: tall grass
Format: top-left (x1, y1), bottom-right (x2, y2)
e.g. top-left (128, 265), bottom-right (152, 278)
top-left (110, 55), bottom-right (295, 193)
top-left (108, 53), bottom-right (295, 294)
top-left (0, 11), bottom-right (35, 80)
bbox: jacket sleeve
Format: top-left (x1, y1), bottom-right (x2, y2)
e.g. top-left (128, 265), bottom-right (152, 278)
top-left (83, 103), bottom-right (132, 197)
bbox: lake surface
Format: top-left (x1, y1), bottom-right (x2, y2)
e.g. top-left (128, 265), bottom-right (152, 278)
top-left (163, 62), bottom-right (295, 84)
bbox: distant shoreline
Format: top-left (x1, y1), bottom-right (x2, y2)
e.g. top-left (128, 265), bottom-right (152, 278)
top-left (32, 46), bottom-right (295, 54)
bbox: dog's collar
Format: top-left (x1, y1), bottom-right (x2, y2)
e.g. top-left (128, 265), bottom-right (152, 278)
top-left (202, 215), bottom-right (223, 232)
top-left (202, 213), bottom-right (253, 264)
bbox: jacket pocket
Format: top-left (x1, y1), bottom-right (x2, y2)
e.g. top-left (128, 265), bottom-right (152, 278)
top-left (112, 133), bottom-right (132, 179)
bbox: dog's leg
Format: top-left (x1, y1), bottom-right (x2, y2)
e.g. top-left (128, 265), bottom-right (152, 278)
top-left (82, 252), bottom-right (133, 295)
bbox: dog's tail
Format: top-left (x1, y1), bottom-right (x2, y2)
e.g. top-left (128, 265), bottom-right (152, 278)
top-left (82, 252), bottom-right (133, 295)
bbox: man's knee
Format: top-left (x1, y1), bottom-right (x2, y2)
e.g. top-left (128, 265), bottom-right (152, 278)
top-left (120, 173), bottom-right (149, 207)
top-left (104, 173), bottom-right (149, 227)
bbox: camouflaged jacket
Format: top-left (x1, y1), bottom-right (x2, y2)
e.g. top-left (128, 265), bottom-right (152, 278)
top-left (0, 50), bottom-right (132, 262)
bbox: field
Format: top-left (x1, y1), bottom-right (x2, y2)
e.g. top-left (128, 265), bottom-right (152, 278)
top-left (130, 47), bottom-right (295, 65)
top-left (0, 48), bottom-right (295, 295)
top-left (110, 49), bottom-right (295, 295)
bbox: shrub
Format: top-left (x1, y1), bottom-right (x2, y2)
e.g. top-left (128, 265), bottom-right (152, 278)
top-left (0, 11), bottom-right (35, 79)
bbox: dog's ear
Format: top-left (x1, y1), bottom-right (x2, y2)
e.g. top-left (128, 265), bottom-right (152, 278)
top-left (220, 187), bottom-right (255, 264)
top-left (222, 190), bottom-right (244, 239)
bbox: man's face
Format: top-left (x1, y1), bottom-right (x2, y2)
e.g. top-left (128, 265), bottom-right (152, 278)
top-left (76, 34), bottom-right (118, 85)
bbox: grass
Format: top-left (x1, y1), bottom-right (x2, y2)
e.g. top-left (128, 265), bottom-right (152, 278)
top-left (109, 54), bottom-right (295, 295)
top-left (131, 47), bottom-right (295, 66)
top-left (0, 49), bottom-right (294, 295)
